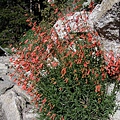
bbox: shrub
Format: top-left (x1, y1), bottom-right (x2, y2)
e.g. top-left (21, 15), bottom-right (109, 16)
top-left (35, 36), bottom-right (119, 120)
top-left (10, 1), bottom-right (120, 120)
top-left (0, 0), bottom-right (30, 47)
top-left (0, 0), bottom-right (40, 48)
top-left (19, 29), bottom-right (36, 48)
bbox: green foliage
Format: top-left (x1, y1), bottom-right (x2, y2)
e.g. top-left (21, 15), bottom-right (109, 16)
top-left (0, 0), bottom-right (31, 48)
top-left (36, 38), bottom-right (119, 120)
top-left (19, 29), bottom-right (36, 48)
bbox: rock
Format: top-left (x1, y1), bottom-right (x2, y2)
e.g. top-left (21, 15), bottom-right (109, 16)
top-left (110, 109), bottom-right (120, 120)
top-left (13, 85), bottom-right (32, 102)
top-left (13, 85), bottom-right (38, 120)
top-left (0, 60), bottom-right (14, 95)
top-left (0, 102), bottom-right (7, 120)
top-left (88, 0), bottom-right (120, 57)
top-left (0, 63), bottom-right (7, 74)
top-left (0, 56), bottom-right (38, 120)
top-left (0, 90), bottom-right (23, 120)
top-left (0, 85), bottom-right (38, 120)
top-left (0, 78), bottom-right (14, 95)
top-left (52, 11), bottom-right (89, 40)
top-left (0, 56), bottom-right (15, 95)
top-left (88, 0), bottom-right (120, 27)
top-left (95, 2), bottom-right (119, 42)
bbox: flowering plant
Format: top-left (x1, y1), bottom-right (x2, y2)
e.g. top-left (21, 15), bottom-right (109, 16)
top-left (10, 0), bottom-right (119, 120)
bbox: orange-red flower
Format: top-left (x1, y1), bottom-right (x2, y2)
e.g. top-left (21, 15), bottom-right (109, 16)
top-left (40, 32), bottom-right (46, 37)
top-left (51, 61), bottom-right (58, 67)
top-left (87, 33), bottom-right (92, 42)
top-left (50, 113), bottom-right (56, 120)
top-left (47, 111), bottom-right (51, 116)
top-left (64, 78), bottom-right (69, 83)
top-left (95, 84), bottom-right (101, 93)
top-left (54, 8), bottom-right (58, 14)
top-left (84, 61), bottom-right (90, 67)
top-left (22, 84), bottom-right (27, 90)
top-left (61, 68), bottom-right (66, 77)
top-left (60, 116), bottom-right (64, 120)
top-left (42, 98), bottom-right (47, 105)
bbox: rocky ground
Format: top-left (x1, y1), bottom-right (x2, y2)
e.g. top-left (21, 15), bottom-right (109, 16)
top-left (0, 56), bottom-right (38, 120)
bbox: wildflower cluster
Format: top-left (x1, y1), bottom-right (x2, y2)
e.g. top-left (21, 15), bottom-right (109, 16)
top-left (104, 51), bottom-right (120, 80)
top-left (10, 1), bottom-right (119, 120)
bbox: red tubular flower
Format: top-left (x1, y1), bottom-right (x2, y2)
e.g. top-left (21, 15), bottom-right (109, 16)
top-left (42, 98), bottom-right (47, 105)
top-left (51, 61), bottom-right (58, 67)
top-left (84, 62), bottom-right (87, 67)
top-left (95, 84), bottom-right (101, 93)
top-left (61, 68), bottom-right (66, 77)
top-left (66, 26), bottom-right (71, 32)
top-left (32, 27), bottom-right (36, 31)
top-left (102, 73), bottom-right (106, 80)
top-left (61, 116), bottom-right (64, 120)
top-left (87, 33), bottom-right (93, 42)
top-left (39, 106), bottom-right (43, 112)
top-left (87, 69), bottom-right (90, 75)
top-left (51, 3), bottom-right (55, 7)
top-left (47, 111), bottom-right (51, 116)
top-left (95, 50), bottom-right (101, 56)
top-left (39, 63), bottom-right (43, 69)
top-left (40, 32), bottom-right (46, 37)
top-left (64, 78), bottom-right (69, 83)
top-left (54, 8), bottom-right (58, 14)
top-left (88, 1), bottom-right (95, 12)
top-left (26, 18), bottom-right (30, 22)
top-left (22, 84), bottom-right (27, 90)
top-left (50, 113), bottom-right (56, 120)
top-left (80, 34), bottom-right (86, 39)
top-left (84, 61), bottom-right (90, 67)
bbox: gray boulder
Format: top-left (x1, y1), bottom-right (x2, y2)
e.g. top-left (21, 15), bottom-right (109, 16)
top-left (0, 75), bottom-right (14, 95)
top-left (0, 90), bottom-right (23, 120)
top-left (0, 58), bottom-right (14, 95)
top-left (88, 0), bottom-right (120, 57)
top-left (0, 85), bottom-right (38, 120)
top-left (0, 56), bottom-right (38, 120)
top-left (94, 2), bottom-right (119, 42)
top-left (0, 102), bottom-right (7, 120)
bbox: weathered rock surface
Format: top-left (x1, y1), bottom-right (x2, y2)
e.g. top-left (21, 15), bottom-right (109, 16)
top-left (88, 0), bottom-right (120, 57)
top-left (94, 2), bottom-right (119, 42)
top-left (0, 56), bottom-right (14, 95)
top-left (52, 11), bottom-right (89, 40)
top-left (0, 102), bottom-right (7, 120)
top-left (0, 56), bottom-right (38, 120)
top-left (88, 0), bottom-right (120, 27)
